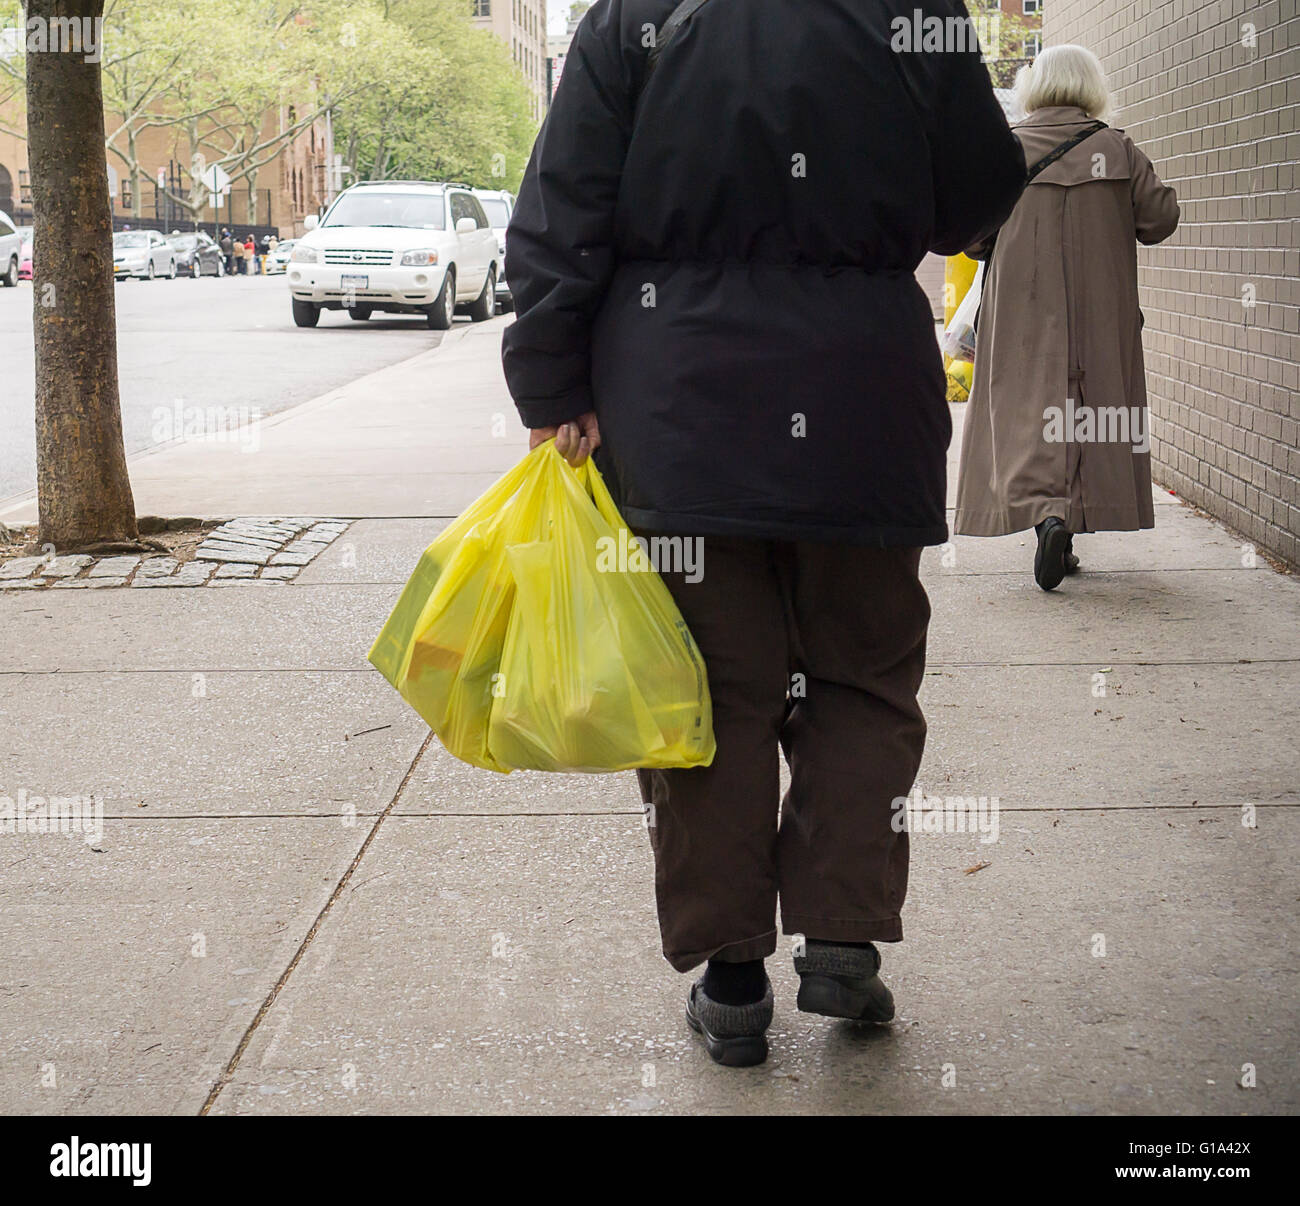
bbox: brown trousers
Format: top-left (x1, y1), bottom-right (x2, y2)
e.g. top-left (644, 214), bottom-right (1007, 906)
top-left (637, 537), bottom-right (930, 973)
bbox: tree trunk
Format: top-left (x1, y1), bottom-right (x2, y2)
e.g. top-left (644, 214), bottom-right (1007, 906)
top-left (28, 0), bottom-right (139, 548)
top-left (185, 128), bottom-right (208, 222)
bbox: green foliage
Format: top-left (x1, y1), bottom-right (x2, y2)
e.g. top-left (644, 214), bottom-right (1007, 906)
top-left (0, 0), bottom-right (539, 194)
top-left (331, 0), bottom-right (538, 190)
top-left (967, 0), bottom-right (1040, 89)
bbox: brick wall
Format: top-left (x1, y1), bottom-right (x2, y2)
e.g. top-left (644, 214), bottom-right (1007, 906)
top-left (1045, 0), bottom-right (1300, 567)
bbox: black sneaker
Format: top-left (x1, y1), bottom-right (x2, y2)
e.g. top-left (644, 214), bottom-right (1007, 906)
top-left (1034, 517), bottom-right (1071, 591)
top-left (1063, 534), bottom-right (1080, 575)
top-left (685, 978), bottom-right (773, 1066)
top-left (793, 941), bottom-right (895, 1023)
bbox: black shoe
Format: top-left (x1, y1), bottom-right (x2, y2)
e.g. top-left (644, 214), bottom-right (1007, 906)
top-left (793, 941), bottom-right (895, 1023)
top-left (1063, 535), bottom-right (1080, 575)
top-left (685, 978), bottom-right (773, 1066)
top-left (1034, 518), bottom-right (1071, 591)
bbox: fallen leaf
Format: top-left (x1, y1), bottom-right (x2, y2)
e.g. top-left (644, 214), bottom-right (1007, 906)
top-left (964, 861), bottom-right (991, 875)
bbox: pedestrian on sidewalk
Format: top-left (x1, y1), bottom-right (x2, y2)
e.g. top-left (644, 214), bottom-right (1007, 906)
top-left (502, 0), bottom-right (1025, 1066)
top-left (953, 45), bottom-right (1180, 590)
top-left (242, 234), bottom-right (256, 275)
top-left (219, 229), bottom-right (234, 275)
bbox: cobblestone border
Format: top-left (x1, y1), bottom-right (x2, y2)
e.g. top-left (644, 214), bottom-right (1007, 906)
top-left (0, 518), bottom-right (352, 590)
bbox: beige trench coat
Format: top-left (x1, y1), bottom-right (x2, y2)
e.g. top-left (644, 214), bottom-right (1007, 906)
top-left (954, 106), bottom-right (1180, 536)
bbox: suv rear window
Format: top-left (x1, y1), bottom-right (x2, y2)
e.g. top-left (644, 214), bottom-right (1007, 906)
top-left (323, 191), bottom-right (446, 230)
top-left (478, 198), bottom-right (510, 226)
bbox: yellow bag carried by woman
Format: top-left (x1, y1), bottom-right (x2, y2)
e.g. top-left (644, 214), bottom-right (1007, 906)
top-left (367, 441), bottom-right (715, 774)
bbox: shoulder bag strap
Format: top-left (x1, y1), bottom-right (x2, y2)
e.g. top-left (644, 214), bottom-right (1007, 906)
top-left (644, 0), bottom-right (715, 81)
top-left (1025, 120), bottom-right (1109, 183)
top-left (973, 120), bottom-right (1108, 333)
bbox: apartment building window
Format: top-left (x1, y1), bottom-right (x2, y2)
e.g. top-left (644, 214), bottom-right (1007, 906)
top-left (1023, 32), bottom-right (1042, 56)
top-left (473, 1), bottom-right (491, 17)
top-left (1023, 0), bottom-right (1040, 12)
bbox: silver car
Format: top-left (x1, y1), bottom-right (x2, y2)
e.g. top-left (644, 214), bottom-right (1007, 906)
top-left (113, 229), bottom-right (177, 281)
top-left (472, 189), bottom-right (514, 311)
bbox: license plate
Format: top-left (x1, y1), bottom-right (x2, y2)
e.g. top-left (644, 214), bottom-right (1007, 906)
top-left (340, 273), bottom-right (368, 289)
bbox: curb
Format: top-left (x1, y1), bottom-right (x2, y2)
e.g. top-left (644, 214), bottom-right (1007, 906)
top-left (0, 315), bottom-right (509, 524)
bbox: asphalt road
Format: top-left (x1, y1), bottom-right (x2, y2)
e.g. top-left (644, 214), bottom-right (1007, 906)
top-left (0, 273), bottom-right (448, 506)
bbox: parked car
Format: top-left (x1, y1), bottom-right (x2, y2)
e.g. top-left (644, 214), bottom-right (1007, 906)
top-left (113, 229), bottom-right (177, 280)
top-left (472, 188), bottom-right (514, 311)
top-left (0, 210), bottom-right (22, 287)
top-left (16, 226), bottom-right (32, 281)
top-left (286, 180), bottom-right (500, 329)
top-left (166, 230), bottom-right (223, 277)
top-left (264, 238), bottom-right (296, 274)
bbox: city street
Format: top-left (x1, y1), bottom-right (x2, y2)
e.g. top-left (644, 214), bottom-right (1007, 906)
top-left (0, 274), bottom-right (447, 506)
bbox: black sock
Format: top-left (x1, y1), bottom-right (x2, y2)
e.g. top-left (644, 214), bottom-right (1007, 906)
top-left (701, 958), bottom-right (767, 1006)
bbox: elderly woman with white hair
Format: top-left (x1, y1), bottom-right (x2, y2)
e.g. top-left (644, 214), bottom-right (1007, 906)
top-left (954, 45), bottom-right (1180, 589)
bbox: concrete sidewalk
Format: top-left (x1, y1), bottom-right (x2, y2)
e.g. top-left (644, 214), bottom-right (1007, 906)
top-left (0, 316), bottom-right (1296, 1115)
top-left (0, 320), bottom-right (511, 526)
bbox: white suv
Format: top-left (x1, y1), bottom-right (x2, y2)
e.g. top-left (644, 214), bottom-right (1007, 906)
top-left (287, 181), bottom-right (500, 329)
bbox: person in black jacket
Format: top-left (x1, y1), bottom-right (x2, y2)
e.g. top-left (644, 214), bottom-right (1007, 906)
top-left (502, 0), bottom-right (1024, 1066)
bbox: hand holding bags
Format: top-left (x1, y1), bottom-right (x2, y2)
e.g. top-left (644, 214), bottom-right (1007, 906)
top-left (368, 441), bottom-right (716, 774)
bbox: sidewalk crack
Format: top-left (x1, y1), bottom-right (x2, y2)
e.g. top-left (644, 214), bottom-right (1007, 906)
top-left (198, 731), bottom-right (433, 1115)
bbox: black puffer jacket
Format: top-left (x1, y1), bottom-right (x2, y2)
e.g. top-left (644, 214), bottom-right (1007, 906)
top-left (502, 0), bottom-right (1024, 546)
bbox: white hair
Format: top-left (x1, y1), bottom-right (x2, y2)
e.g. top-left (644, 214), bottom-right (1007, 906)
top-left (1014, 45), bottom-right (1112, 121)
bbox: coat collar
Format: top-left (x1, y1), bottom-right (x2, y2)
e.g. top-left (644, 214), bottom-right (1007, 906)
top-left (1017, 105), bottom-right (1097, 128)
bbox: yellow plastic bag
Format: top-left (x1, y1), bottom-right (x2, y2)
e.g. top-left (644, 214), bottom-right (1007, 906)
top-left (367, 441), bottom-right (716, 774)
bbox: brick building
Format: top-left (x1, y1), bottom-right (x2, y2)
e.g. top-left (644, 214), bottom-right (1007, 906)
top-left (0, 95), bottom-right (334, 239)
top-left (1045, 0), bottom-right (1299, 567)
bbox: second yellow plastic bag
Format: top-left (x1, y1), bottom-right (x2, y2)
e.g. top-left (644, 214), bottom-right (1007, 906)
top-left (367, 441), bottom-right (716, 774)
